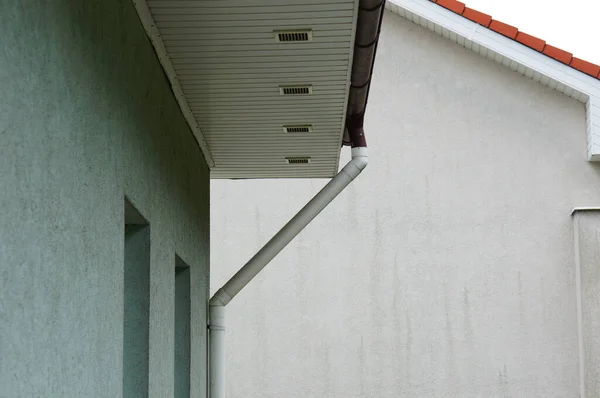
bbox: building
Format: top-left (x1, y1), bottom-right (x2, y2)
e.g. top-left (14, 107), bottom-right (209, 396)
top-left (0, 0), bottom-right (382, 397)
top-left (211, 1), bottom-right (600, 397)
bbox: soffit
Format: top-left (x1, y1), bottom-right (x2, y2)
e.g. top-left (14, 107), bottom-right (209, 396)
top-left (136, 0), bottom-right (358, 179)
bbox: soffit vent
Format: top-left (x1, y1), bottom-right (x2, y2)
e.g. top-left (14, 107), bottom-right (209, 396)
top-left (283, 125), bottom-right (313, 133)
top-left (285, 157), bottom-right (311, 164)
top-left (274, 30), bottom-right (313, 43)
top-left (279, 85), bottom-right (313, 95)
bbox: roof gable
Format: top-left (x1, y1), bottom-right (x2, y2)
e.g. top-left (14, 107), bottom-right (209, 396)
top-left (387, 0), bottom-right (600, 161)
top-left (432, 0), bottom-right (600, 79)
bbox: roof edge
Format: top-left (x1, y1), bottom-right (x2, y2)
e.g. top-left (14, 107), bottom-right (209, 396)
top-left (431, 0), bottom-right (600, 80)
top-left (387, 0), bottom-right (600, 161)
top-left (387, 0), bottom-right (600, 100)
top-left (132, 0), bottom-right (215, 168)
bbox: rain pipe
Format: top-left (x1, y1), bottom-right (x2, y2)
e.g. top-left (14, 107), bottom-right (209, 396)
top-left (208, 1), bottom-right (385, 397)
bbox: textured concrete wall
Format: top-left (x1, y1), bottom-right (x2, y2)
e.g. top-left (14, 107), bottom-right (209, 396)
top-left (0, 1), bottom-right (210, 397)
top-left (574, 211), bottom-right (600, 397)
top-left (211, 12), bottom-right (600, 398)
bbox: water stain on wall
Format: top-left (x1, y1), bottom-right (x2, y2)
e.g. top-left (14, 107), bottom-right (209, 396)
top-left (463, 286), bottom-right (474, 349)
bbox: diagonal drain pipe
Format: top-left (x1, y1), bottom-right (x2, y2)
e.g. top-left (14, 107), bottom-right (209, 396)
top-left (208, 1), bottom-right (385, 396)
top-left (209, 143), bottom-right (367, 397)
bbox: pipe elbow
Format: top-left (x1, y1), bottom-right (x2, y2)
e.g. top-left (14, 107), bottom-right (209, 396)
top-left (350, 147), bottom-right (368, 172)
top-left (210, 288), bottom-right (232, 307)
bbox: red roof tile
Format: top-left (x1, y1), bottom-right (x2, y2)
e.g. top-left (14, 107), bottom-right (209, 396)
top-left (489, 20), bottom-right (518, 40)
top-left (428, 0), bottom-right (600, 81)
top-left (462, 7), bottom-right (491, 27)
top-left (542, 45), bottom-right (573, 64)
top-left (434, 0), bottom-right (465, 15)
top-left (515, 32), bottom-right (546, 52)
top-left (570, 58), bottom-right (600, 78)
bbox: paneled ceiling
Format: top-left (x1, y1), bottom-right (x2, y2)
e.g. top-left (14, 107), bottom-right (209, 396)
top-left (136, 0), bottom-right (359, 179)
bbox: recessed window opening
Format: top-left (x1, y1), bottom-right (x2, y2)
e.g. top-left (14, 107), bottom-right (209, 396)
top-left (175, 256), bottom-right (191, 398)
top-left (123, 198), bottom-right (150, 398)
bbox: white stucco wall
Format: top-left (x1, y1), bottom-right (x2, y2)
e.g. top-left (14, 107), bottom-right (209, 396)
top-left (0, 1), bottom-right (210, 397)
top-left (211, 11), bottom-right (600, 398)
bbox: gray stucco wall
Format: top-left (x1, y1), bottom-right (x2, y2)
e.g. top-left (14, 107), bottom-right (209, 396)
top-left (0, 1), bottom-right (210, 397)
top-left (211, 11), bottom-right (600, 398)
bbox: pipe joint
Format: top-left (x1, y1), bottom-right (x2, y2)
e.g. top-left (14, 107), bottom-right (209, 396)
top-left (209, 305), bottom-right (226, 327)
top-left (210, 288), bottom-right (232, 307)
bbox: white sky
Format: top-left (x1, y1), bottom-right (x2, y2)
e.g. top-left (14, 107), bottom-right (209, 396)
top-left (464, 0), bottom-right (600, 65)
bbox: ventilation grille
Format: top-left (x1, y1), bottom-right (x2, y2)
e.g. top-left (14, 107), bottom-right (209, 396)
top-left (285, 157), bottom-right (311, 164)
top-left (283, 125), bottom-right (313, 133)
top-left (275, 30), bottom-right (313, 43)
top-left (279, 85), bottom-right (313, 95)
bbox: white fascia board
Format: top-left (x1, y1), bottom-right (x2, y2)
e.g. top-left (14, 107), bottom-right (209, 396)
top-left (387, 0), bottom-right (600, 161)
top-left (132, 0), bottom-right (215, 167)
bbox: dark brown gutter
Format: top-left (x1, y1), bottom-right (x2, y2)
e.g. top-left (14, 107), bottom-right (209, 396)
top-left (343, 0), bottom-right (386, 148)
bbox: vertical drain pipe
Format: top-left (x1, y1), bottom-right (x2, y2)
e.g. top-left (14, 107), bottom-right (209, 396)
top-left (208, 2), bottom-right (385, 397)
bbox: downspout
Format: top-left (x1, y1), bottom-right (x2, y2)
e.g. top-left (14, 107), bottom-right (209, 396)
top-left (208, 2), bottom-right (385, 397)
top-left (209, 146), bottom-right (368, 397)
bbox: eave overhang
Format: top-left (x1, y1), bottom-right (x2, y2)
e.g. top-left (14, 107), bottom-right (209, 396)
top-left (134, 0), bottom-right (373, 179)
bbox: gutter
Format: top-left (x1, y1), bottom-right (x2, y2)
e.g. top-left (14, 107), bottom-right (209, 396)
top-left (343, 0), bottom-right (386, 147)
top-left (208, 2), bottom-right (385, 396)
